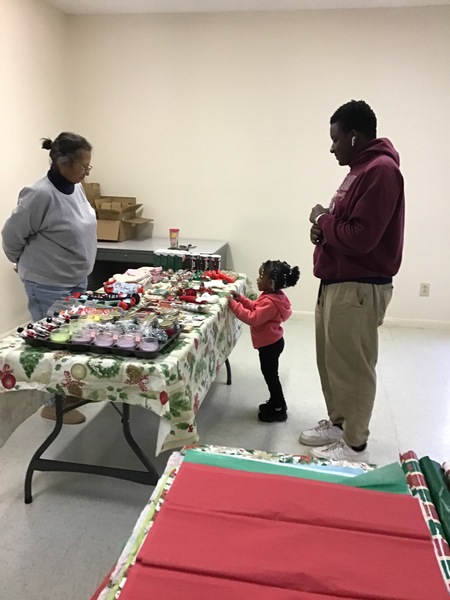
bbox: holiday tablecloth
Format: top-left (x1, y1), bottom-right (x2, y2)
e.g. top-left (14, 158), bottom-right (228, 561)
top-left (0, 277), bottom-right (248, 455)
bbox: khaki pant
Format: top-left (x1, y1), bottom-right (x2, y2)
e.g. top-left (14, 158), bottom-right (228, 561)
top-left (315, 282), bottom-right (393, 447)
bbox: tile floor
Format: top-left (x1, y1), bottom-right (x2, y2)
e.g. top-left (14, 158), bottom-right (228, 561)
top-left (0, 314), bottom-right (449, 599)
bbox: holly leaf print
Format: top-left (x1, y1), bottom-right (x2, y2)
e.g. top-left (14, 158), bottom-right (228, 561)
top-left (19, 348), bottom-right (46, 379)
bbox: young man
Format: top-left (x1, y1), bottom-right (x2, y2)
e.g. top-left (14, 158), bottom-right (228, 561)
top-left (300, 100), bottom-right (405, 462)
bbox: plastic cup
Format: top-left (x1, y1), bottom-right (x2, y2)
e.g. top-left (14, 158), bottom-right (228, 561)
top-left (94, 331), bottom-right (115, 347)
top-left (169, 228), bottom-right (179, 248)
top-left (139, 337), bottom-right (159, 352)
top-left (50, 326), bottom-right (71, 343)
top-left (116, 334), bottom-right (137, 349)
top-left (71, 328), bottom-right (92, 344)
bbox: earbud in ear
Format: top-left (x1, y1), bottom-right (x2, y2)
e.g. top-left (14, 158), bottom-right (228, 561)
top-left (351, 136), bottom-right (356, 147)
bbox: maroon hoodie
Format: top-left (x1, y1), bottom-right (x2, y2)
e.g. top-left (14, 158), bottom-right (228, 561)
top-left (314, 138), bottom-right (405, 281)
top-left (229, 291), bottom-right (292, 349)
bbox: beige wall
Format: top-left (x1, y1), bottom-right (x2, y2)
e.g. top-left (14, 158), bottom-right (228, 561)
top-left (68, 7), bottom-right (450, 322)
top-left (1, 4), bottom-right (449, 334)
top-left (1, 0), bottom-right (68, 335)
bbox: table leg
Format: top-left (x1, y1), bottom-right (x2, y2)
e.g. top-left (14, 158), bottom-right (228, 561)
top-left (24, 395), bottom-right (160, 504)
top-left (225, 358), bottom-right (232, 385)
top-left (111, 403), bottom-right (159, 481)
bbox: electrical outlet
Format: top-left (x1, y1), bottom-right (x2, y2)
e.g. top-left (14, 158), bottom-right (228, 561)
top-left (419, 283), bottom-right (430, 297)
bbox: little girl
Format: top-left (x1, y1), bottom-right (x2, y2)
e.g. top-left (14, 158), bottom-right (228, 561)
top-left (229, 260), bottom-right (300, 422)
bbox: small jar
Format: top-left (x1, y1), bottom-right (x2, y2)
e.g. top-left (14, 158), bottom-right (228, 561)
top-left (50, 326), bottom-right (71, 344)
top-left (99, 314), bottom-right (114, 324)
top-left (116, 334), bottom-right (137, 349)
top-left (139, 337), bottom-right (159, 352)
top-left (71, 328), bottom-right (92, 344)
top-left (94, 331), bottom-right (114, 347)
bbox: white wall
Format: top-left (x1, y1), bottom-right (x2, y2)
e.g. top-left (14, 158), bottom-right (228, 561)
top-left (1, 0), bottom-right (69, 335)
top-left (1, 5), bottom-right (449, 333)
top-left (67, 7), bottom-right (450, 322)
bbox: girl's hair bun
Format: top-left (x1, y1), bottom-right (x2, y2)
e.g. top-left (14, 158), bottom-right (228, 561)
top-left (41, 138), bottom-right (53, 151)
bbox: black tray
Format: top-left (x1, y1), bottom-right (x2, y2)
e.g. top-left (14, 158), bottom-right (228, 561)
top-left (21, 331), bottom-right (181, 359)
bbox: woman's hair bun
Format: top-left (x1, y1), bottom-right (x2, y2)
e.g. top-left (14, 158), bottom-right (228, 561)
top-left (41, 138), bottom-right (53, 150)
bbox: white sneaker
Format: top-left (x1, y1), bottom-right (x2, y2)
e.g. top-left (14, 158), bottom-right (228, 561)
top-left (299, 419), bottom-right (343, 446)
top-left (310, 440), bottom-right (370, 463)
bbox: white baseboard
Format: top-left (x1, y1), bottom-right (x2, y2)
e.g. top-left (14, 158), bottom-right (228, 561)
top-left (291, 310), bottom-right (450, 330)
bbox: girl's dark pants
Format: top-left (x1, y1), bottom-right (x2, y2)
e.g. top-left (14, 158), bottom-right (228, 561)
top-left (258, 337), bottom-right (286, 410)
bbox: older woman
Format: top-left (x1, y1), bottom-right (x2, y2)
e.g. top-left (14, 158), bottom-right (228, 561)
top-left (2, 132), bottom-right (97, 424)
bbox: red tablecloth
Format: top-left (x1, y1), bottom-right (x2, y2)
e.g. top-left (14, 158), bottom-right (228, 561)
top-left (118, 462), bottom-right (448, 600)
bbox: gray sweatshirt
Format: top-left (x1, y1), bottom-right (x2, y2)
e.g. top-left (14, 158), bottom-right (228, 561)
top-left (2, 176), bottom-right (97, 286)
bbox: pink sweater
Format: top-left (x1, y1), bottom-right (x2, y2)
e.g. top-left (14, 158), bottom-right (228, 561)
top-left (229, 291), bottom-right (292, 349)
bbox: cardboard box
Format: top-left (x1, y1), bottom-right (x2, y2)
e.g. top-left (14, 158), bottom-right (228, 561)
top-left (95, 197), bottom-right (153, 241)
top-left (82, 182), bottom-right (101, 209)
top-left (82, 183), bottom-right (153, 242)
top-left (96, 218), bottom-right (152, 242)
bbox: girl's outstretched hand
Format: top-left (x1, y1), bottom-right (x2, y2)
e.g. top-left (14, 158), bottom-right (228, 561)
top-left (229, 290), bottom-right (240, 300)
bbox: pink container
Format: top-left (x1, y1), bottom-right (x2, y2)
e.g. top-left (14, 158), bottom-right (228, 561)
top-left (94, 332), bottom-right (114, 347)
top-left (116, 334), bottom-right (137, 349)
top-left (139, 337), bottom-right (159, 352)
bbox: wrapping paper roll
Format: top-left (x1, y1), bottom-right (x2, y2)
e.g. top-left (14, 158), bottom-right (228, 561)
top-left (420, 456), bottom-right (450, 545)
top-left (400, 450), bottom-right (450, 593)
top-left (443, 461), bottom-right (450, 491)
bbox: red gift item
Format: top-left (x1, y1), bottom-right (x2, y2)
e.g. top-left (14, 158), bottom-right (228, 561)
top-left (202, 270), bottom-right (236, 283)
top-left (217, 269), bottom-right (236, 283)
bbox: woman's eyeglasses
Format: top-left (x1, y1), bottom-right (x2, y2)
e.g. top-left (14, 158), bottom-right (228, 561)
top-left (75, 163), bottom-right (93, 173)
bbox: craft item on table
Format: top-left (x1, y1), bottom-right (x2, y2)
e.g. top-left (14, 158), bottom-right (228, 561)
top-left (17, 326), bottom-right (49, 341)
top-left (178, 294), bottom-right (203, 304)
top-left (203, 279), bottom-right (226, 289)
top-left (159, 319), bottom-right (179, 337)
top-left (400, 450), bottom-right (450, 593)
top-left (202, 270), bottom-right (236, 283)
top-left (47, 293), bottom-right (139, 319)
top-left (154, 250), bottom-right (220, 272)
top-left (28, 323), bottom-right (53, 336)
top-left (116, 334), bottom-right (138, 350)
top-left (139, 337), bottom-right (159, 352)
top-left (94, 331), bottom-right (115, 347)
top-left (70, 328), bottom-right (92, 344)
top-left (103, 280), bottom-right (144, 295)
top-left (74, 291), bottom-right (141, 311)
top-left (177, 302), bottom-right (210, 314)
top-left (148, 326), bottom-right (169, 344)
top-left (112, 266), bottom-right (164, 288)
top-left (49, 326), bottom-right (71, 343)
top-left (46, 314), bottom-right (71, 327)
top-left (196, 292), bottom-right (220, 304)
